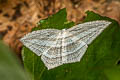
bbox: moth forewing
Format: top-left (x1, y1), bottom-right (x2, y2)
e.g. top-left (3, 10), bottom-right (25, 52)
top-left (67, 20), bottom-right (111, 45)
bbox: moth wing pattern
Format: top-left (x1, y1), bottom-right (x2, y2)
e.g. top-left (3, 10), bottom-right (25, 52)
top-left (67, 20), bottom-right (111, 45)
top-left (20, 29), bottom-right (61, 56)
top-left (41, 38), bottom-right (88, 69)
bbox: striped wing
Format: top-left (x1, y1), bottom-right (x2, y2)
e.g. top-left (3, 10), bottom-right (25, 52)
top-left (67, 20), bottom-right (111, 45)
top-left (20, 29), bottom-right (61, 56)
top-left (41, 38), bottom-right (88, 69)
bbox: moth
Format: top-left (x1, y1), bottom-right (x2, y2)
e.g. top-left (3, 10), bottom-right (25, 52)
top-left (20, 20), bottom-right (111, 70)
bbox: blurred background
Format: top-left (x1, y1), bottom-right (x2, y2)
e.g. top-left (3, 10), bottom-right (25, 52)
top-left (0, 0), bottom-right (120, 57)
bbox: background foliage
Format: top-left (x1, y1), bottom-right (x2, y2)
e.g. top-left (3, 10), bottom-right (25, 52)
top-left (0, 41), bottom-right (29, 80)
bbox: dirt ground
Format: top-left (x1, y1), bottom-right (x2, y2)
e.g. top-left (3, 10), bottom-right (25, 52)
top-left (0, 0), bottom-right (120, 57)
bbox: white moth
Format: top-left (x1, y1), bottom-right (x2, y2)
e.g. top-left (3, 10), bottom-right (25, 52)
top-left (20, 20), bottom-right (111, 70)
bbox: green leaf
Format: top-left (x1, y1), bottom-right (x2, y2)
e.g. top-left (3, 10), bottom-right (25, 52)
top-left (22, 9), bottom-right (120, 80)
top-left (104, 67), bottom-right (120, 80)
top-left (33, 8), bottom-right (74, 31)
top-left (0, 41), bottom-right (29, 80)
